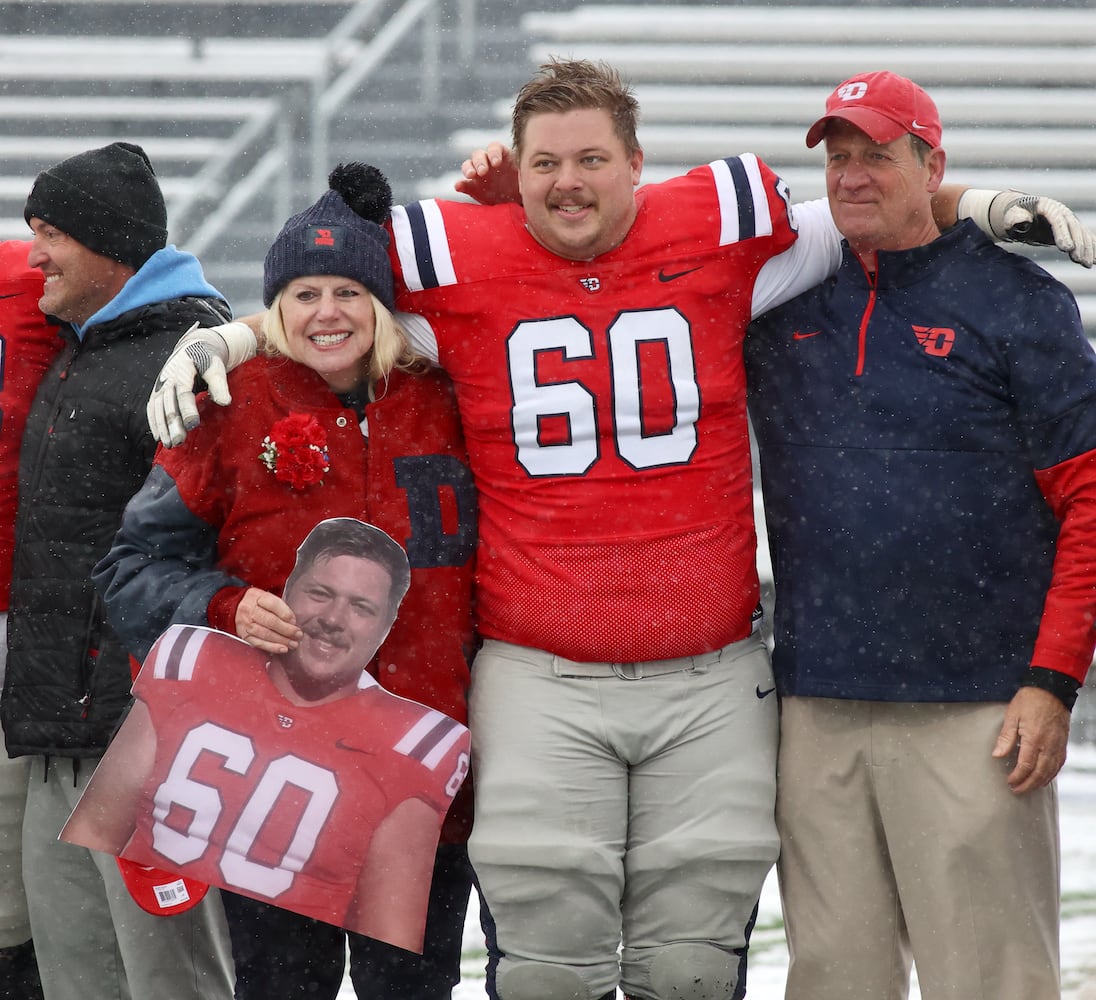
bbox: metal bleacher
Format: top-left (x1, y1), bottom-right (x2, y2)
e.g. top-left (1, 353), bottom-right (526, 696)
top-left (2, 2), bottom-right (1095, 324)
top-left (0, 0), bottom-right (503, 314)
top-left (0, 95), bottom-right (289, 233)
top-left (430, 3), bottom-right (1096, 334)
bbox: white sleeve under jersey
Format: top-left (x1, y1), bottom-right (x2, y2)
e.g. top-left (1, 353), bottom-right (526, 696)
top-left (751, 198), bottom-right (842, 319)
top-left (397, 310), bottom-right (440, 364)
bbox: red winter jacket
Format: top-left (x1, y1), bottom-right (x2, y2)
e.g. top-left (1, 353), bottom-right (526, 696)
top-left (94, 356), bottom-right (478, 840)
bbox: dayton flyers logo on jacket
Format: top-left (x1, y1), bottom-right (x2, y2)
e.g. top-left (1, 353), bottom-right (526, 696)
top-left (912, 325), bottom-right (956, 357)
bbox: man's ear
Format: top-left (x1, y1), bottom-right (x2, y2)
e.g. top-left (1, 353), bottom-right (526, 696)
top-left (926, 147), bottom-right (947, 195)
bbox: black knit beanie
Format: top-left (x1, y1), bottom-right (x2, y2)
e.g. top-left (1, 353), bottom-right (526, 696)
top-left (263, 162), bottom-right (395, 310)
top-left (24, 141), bottom-right (168, 271)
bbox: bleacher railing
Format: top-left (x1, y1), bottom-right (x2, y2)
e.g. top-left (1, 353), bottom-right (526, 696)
top-left (311, 0), bottom-right (440, 191)
top-left (183, 0), bottom-right (452, 256)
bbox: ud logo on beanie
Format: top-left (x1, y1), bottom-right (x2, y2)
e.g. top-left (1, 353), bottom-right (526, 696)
top-left (24, 141), bottom-right (168, 271)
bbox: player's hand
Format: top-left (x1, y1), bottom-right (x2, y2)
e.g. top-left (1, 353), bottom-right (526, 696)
top-left (147, 320), bottom-right (259, 448)
top-left (960, 188), bottom-right (1095, 267)
top-left (454, 142), bottom-right (521, 205)
top-left (991, 686), bottom-right (1071, 794)
top-left (998, 192), bottom-right (1096, 268)
top-left (148, 322), bottom-right (229, 448)
top-left (235, 588), bottom-right (301, 654)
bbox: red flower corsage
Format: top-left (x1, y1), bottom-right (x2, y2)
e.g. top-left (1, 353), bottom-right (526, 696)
top-left (258, 413), bottom-right (330, 489)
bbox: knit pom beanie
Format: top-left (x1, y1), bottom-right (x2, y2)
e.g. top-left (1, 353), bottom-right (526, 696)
top-left (262, 162), bottom-right (394, 310)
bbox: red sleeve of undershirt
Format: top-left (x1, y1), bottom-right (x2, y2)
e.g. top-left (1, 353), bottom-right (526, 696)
top-left (1032, 447), bottom-right (1096, 685)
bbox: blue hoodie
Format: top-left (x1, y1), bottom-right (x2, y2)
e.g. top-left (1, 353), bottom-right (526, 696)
top-left (73, 245), bottom-right (229, 339)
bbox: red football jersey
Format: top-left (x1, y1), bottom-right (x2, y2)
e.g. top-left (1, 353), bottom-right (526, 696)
top-left (390, 157), bottom-right (796, 662)
top-left (124, 625), bottom-right (470, 933)
top-left (0, 241), bottom-right (60, 608)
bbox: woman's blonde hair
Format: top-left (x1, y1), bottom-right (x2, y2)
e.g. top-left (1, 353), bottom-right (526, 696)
top-left (261, 283), bottom-right (425, 388)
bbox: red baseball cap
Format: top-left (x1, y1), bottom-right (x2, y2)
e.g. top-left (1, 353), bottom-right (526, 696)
top-left (116, 857), bottom-right (209, 917)
top-left (806, 71), bottom-right (942, 149)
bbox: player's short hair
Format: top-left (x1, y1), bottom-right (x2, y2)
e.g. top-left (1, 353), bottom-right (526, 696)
top-left (261, 285), bottom-right (423, 387)
top-left (511, 58), bottom-right (641, 159)
top-left (285, 518), bottom-right (411, 618)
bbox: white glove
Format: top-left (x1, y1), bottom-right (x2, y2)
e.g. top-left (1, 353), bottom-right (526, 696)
top-left (958, 188), bottom-right (1096, 268)
top-left (147, 321), bottom-right (258, 448)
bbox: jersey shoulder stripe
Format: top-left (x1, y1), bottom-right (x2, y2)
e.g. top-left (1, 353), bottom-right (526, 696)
top-left (707, 153), bottom-right (776, 246)
top-left (148, 625), bottom-right (381, 694)
top-left (391, 200), bottom-right (457, 292)
top-left (392, 710), bottom-right (466, 770)
top-left (148, 624), bottom-right (210, 682)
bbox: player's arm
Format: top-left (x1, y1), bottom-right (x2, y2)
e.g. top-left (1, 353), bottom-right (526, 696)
top-left (60, 700), bottom-right (156, 854)
top-left (752, 183), bottom-right (1035, 318)
top-left (147, 306), bottom-right (439, 448)
top-left (956, 188), bottom-right (1095, 268)
top-left (456, 143), bottom-right (1096, 325)
top-left (456, 141), bottom-right (1096, 266)
top-left (346, 796), bottom-right (441, 952)
top-left (147, 316), bottom-right (263, 447)
top-left (753, 183), bottom-right (1096, 318)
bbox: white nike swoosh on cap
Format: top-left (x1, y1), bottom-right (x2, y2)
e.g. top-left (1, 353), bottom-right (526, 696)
top-left (911, 120), bottom-right (928, 129)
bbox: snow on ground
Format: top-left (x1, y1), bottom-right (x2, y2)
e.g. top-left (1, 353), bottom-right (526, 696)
top-left (435, 741), bottom-right (1096, 999)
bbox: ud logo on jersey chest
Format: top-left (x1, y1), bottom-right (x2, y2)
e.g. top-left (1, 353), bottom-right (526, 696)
top-left (578, 276), bottom-right (600, 293)
top-left (276, 713), bottom-right (294, 729)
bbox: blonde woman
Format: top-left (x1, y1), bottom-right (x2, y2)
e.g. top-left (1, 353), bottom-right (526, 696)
top-left (94, 164), bottom-right (478, 1000)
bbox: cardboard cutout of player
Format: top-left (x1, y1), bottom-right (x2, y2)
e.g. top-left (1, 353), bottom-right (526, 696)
top-left (61, 518), bottom-right (470, 953)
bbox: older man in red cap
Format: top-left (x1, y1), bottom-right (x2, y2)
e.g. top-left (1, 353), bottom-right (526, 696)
top-left (746, 71), bottom-right (1095, 1000)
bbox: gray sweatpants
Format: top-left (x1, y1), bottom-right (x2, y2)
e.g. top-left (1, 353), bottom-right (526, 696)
top-left (22, 754), bottom-right (235, 1000)
top-left (468, 634), bottom-right (779, 1000)
top-left (0, 753), bottom-right (30, 950)
top-left (0, 614), bottom-right (31, 952)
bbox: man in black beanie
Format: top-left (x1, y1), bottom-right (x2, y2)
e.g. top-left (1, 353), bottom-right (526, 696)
top-left (1, 142), bottom-right (235, 1000)
top-left (22, 140), bottom-right (168, 273)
